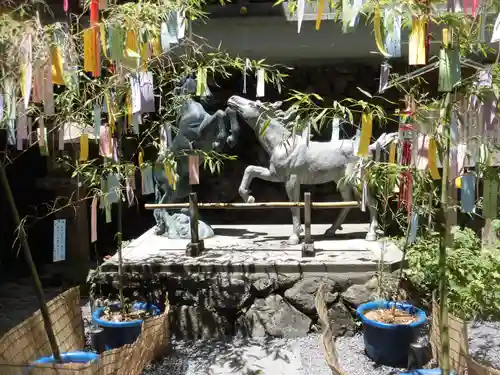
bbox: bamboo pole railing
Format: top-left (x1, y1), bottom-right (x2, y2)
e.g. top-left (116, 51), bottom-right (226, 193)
top-left (146, 193), bottom-right (359, 257)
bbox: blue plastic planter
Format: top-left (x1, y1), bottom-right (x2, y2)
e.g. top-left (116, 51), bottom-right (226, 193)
top-left (34, 351), bottom-right (99, 364)
top-left (356, 300), bottom-right (427, 367)
top-left (92, 302), bottom-right (160, 352)
top-left (400, 370), bottom-right (455, 375)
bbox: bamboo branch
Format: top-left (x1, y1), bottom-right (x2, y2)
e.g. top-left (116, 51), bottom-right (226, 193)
top-left (0, 163), bottom-right (61, 362)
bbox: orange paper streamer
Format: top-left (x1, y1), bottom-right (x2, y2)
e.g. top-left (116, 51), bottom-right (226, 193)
top-left (315, 0), bottom-right (325, 30)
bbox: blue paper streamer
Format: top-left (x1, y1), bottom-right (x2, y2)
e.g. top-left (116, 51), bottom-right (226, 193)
top-left (461, 174), bottom-right (476, 213)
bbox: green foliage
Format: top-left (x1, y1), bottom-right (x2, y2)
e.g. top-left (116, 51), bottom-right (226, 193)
top-left (405, 227), bottom-right (500, 320)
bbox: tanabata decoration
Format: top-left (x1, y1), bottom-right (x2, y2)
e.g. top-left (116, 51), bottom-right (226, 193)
top-left (16, 103), bottom-right (28, 150)
top-left (196, 67), bottom-right (207, 97)
top-left (316, 0), bottom-right (325, 30)
top-left (438, 29), bottom-right (461, 92)
top-left (4, 77), bottom-right (16, 145)
top-left (483, 179), bottom-right (498, 219)
top-left (461, 173), bottom-right (475, 213)
top-left (51, 45), bottom-right (65, 85)
top-left (242, 58), bottom-right (251, 94)
top-left (331, 118), bottom-right (340, 141)
top-left (378, 63), bottom-right (389, 93)
top-left (427, 137), bottom-right (441, 179)
top-left (20, 34), bottom-right (33, 110)
top-left (342, 0), bottom-right (363, 33)
top-left (374, 5), bottom-right (391, 58)
top-left (37, 117), bottom-right (48, 156)
top-left (383, 7), bottom-right (402, 58)
top-left (256, 69), bottom-right (265, 98)
top-left (91, 195), bottom-right (98, 243)
top-left (80, 134), bottom-right (89, 161)
top-left (189, 155), bottom-right (200, 185)
top-left (58, 122), bottom-right (64, 151)
top-left (409, 17), bottom-right (426, 65)
top-left (357, 112), bottom-right (372, 156)
top-left (296, 0), bottom-right (305, 33)
top-left (139, 71), bottom-right (155, 113)
top-left (43, 48), bottom-right (55, 115)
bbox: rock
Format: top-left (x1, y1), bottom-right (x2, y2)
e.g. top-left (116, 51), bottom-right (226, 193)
top-left (251, 273), bottom-right (300, 296)
top-left (341, 284), bottom-right (375, 307)
top-left (170, 305), bottom-right (232, 339)
top-left (284, 277), bottom-right (339, 316)
top-left (209, 276), bottom-right (252, 310)
top-left (327, 302), bottom-right (357, 337)
top-left (238, 295), bottom-right (311, 338)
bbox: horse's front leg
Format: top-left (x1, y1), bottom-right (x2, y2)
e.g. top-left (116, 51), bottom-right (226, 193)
top-left (285, 175), bottom-right (301, 245)
top-left (238, 165), bottom-right (281, 204)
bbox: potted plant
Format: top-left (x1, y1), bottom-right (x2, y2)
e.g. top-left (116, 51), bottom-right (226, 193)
top-left (92, 300), bottom-right (161, 351)
top-left (356, 300), bottom-right (427, 367)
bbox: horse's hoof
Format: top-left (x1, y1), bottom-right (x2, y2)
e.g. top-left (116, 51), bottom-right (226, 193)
top-left (365, 233), bottom-right (377, 241)
top-left (324, 227), bottom-right (337, 237)
top-left (247, 195), bottom-right (255, 204)
top-left (287, 234), bottom-right (300, 245)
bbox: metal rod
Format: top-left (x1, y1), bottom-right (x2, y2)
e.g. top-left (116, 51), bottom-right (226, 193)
top-left (145, 201), bottom-right (359, 210)
top-left (0, 164), bottom-right (61, 361)
top-left (304, 192), bottom-right (312, 244)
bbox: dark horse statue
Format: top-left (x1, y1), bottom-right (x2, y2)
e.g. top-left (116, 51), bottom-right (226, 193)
top-left (153, 73), bottom-right (240, 239)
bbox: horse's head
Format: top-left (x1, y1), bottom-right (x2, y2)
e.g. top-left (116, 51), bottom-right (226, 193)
top-left (227, 96), bottom-right (282, 124)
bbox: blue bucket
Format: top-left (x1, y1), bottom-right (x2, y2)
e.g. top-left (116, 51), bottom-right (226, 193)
top-left (34, 351), bottom-right (99, 364)
top-left (92, 303), bottom-right (160, 352)
top-left (356, 300), bottom-right (427, 367)
top-left (401, 370), bottom-right (456, 375)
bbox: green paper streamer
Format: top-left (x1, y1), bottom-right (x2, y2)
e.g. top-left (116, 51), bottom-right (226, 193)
top-left (196, 67), bottom-right (206, 96)
top-left (483, 179), bottom-right (498, 219)
top-left (108, 25), bottom-right (124, 62)
top-left (438, 48), bottom-right (452, 92)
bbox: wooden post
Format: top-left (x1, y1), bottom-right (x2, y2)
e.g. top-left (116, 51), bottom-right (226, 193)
top-left (186, 192), bottom-right (204, 257)
top-left (301, 192), bottom-right (315, 257)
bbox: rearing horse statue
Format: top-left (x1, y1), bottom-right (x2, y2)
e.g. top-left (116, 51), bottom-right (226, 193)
top-left (153, 74), bottom-right (239, 238)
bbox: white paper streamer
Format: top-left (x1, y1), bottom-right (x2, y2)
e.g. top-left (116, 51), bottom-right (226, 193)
top-left (492, 13), bottom-right (500, 43)
top-left (256, 69), bottom-right (265, 98)
top-left (384, 8), bottom-right (402, 58)
top-left (331, 118), bottom-right (340, 141)
top-left (297, 0), bottom-right (305, 33)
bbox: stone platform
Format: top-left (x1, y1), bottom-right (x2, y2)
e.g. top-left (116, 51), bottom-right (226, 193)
top-left (92, 224), bottom-right (404, 340)
top-left (100, 224), bottom-right (403, 274)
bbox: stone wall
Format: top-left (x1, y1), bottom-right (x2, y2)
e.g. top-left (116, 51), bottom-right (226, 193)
top-left (92, 269), bottom-right (401, 339)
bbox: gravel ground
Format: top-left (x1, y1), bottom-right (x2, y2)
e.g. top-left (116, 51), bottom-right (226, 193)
top-left (140, 334), bottom-right (404, 375)
top-left (468, 321), bottom-right (500, 370)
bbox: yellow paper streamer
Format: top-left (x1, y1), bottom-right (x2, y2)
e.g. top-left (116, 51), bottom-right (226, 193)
top-left (126, 29), bottom-right (139, 58)
top-left (455, 177), bottom-right (462, 188)
top-left (409, 17), bottom-right (426, 65)
top-left (152, 37), bottom-right (161, 57)
top-left (164, 162), bottom-right (176, 191)
top-left (51, 46), bottom-right (65, 85)
top-left (374, 5), bottom-right (391, 58)
top-left (357, 112), bottom-right (373, 156)
top-left (388, 142), bottom-right (396, 163)
top-left (80, 134), bottom-right (89, 161)
top-left (315, 0), bottom-right (325, 30)
top-left (83, 29), bottom-right (95, 73)
top-left (126, 91), bottom-right (133, 124)
top-left (138, 151), bottom-right (144, 166)
top-left (140, 43), bottom-right (150, 71)
top-left (100, 23), bottom-right (108, 58)
top-left (428, 138), bottom-right (441, 179)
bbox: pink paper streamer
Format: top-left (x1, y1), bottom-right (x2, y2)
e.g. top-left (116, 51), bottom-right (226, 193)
top-left (99, 126), bottom-right (112, 157)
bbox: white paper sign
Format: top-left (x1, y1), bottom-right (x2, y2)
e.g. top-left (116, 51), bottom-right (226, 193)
top-left (53, 219), bottom-right (66, 262)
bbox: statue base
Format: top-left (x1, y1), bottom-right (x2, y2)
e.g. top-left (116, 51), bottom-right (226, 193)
top-left (154, 210), bottom-right (215, 240)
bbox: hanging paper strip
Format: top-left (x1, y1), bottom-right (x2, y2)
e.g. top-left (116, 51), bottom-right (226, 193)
top-left (58, 122), bottom-right (64, 151)
top-left (84, 28), bottom-right (97, 73)
top-left (99, 126), bottom-right (112, 158)
top-left (383, 8), bottom-right (402, 58)
top-left (130, 74), bottom-right (141, 113)
top-left (38, 117), bottom-right (48, 156)
top-left (196, 67), bottom-right (207, 96)
top-left (51, 46), bottom-right (65, 85)
top-left (108, 25), bottom-right (124, 62)
top-left (141, 166), bottom-right (155, 195)
top-left (139, 71), bottom-right (155, 113)
top-left (427, 138), bottom-right (441, 179)
top-left (357, 112), bottom-right (372, 156)
top-left (492, 13), bottom-right (500, 43)
top-left (43, 51), bottom-right (55, 115)
top-left (388, 142), bottom-right (396, 163)
top-left (164, 162), bottom-right (176, 190)
top-left (91, 195), bottom-right (98, 243)
top-left (4, 77), bottom-right (16, 146)
top-left (256, 69), bottom-right (265, 98)
top-left (243, 58), bottom-right (250, 94)
top-left (189, 155), bottom-right (200, 185)
top-left (297, 0), bottom-right (305, 33)
top-left (408, 212), bottom-right (418, 244)
top-left (483, 179), bottom-right (498, 219)
top-left (409, 18), bottom-right (426, 65)
top-left (100, 23), bottom-right (108, 58)
top-left (331, 118), bottom-right (340, 141)
top-left (151, 35), bottom-right (161, 57)
top-left (374, 5), bottom-right (391, 58)
top-left (126, 29), bottom-right (140, 59)
top-left (342, 0), bottom-right (358, 33)
top-left (315, 0), bottom-right (325, 30)
top-left (378, 63), bottom-right (389, 93)
top-left (32, 62), bottom-right (44, 103)
top-left (125, 177), bottom-right (135, 206)
top-left (20, 34), bottom-right (33, 110)
top-left (107, 174), bottom-right (120, 204)
top-left (93, 104), bottom-right (101, 139)
top-left (461, 173), bottom-right (475, 213)
top-left (80, 134), bottom-right (89, 161)
top-left (16, 103), bottom-right (28, 150)
top-left (177, 11), bottom-right (186, 39)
